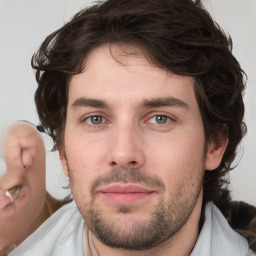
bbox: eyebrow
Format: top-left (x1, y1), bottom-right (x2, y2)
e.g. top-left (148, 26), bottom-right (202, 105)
top-left (71, 98), bottom-right (108, 109)
top-left (140, 97), bottom-right (189, 109)
top-left (71, 96), bottom-right (189, 110)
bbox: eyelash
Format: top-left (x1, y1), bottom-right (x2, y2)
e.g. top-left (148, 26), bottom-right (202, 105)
top-left (81, 113), bottom-right (175, 128)
top-left (145, 113), bottom-right (175, 126)
top-left (82, 115), bottom-right (109, 127)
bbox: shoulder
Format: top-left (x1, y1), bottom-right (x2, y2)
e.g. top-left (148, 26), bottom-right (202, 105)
top-left (217, 199), bottom-right (256, 252)
top-left (191, 202), bottom-right (256, 255)
top-left (9, 201), bottom-right (85, 256)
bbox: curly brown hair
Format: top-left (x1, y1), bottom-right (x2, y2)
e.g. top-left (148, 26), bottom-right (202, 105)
top-left (32, 0), bottom-right (246, 206)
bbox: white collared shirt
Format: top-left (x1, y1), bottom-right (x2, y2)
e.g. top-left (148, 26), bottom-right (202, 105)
top-left (9, 201), bottom-right (255, 256)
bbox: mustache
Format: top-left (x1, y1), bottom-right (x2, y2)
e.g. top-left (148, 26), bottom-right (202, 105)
top-left (90, 168), bottom-right (165, 195)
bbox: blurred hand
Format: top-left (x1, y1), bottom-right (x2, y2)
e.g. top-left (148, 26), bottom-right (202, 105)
top-left (0, 121), bottom-right (46, 252)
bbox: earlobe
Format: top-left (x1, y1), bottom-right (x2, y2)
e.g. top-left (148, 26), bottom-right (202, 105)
top-left (59, 150), bottom-right (69, 177)
top-left (205, 139), bottom-right (228, 171)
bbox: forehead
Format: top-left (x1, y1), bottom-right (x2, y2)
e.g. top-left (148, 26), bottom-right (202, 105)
top-left (68, 45), bottom-right (197, 108)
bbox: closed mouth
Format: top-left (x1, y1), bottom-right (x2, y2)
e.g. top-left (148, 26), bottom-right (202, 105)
top-left (99, 184), bottom-right (153, 194)
top-left (97, 184), bottom-right (155, 205)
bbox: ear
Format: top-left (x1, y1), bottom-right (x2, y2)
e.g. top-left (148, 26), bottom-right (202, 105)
top-left (205, 139), bottom-right (228, 171)
top-left (59, 150), bottom-right (69, 177)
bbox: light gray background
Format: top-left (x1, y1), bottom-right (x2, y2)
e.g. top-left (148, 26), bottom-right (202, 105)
top-left (0, 0), bottom-right (255, 204)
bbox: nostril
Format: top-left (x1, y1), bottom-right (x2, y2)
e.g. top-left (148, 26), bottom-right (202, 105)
top-left (110, 160), bottom-right (137, 168)
top-left (111, 161), bottom-right (117, 166)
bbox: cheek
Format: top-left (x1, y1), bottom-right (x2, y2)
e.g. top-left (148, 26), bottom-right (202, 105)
top-left (65, 147), bottom-right (95, 202)
top-left (145, 132), bottom-right (205, 184)
top-left (65, 134), bottom-right (109, 177)
top-left (66, 148), bottom-right (97, 183)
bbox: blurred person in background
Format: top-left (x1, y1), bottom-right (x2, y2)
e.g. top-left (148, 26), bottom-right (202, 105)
top-left (0, 122), bottom-right (69, 256)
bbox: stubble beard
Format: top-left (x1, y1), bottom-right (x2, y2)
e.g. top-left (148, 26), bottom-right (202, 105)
top-left (68, 166), bottom-right (204, 251)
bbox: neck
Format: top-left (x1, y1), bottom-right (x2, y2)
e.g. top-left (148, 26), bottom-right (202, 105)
top-left (92, 190), bottom-right (203, 256)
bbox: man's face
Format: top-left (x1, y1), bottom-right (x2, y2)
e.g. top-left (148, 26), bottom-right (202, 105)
top-left (61, 45), bottom-right (224, 250)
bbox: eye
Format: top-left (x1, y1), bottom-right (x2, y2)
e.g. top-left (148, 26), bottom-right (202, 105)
top-left (84, 115), bottom-right (106, 125)
top-left (147, 115), bottom-right (171, 125)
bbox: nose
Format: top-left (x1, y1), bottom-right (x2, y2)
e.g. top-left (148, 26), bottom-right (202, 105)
top-left (107, 124), bottom-right (145, 170)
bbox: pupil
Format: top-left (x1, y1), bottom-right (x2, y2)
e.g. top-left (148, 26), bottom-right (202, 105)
top-left (156, 115), bottom-right (167, 124)
top-left (92, 116), bottom-right (102, 124)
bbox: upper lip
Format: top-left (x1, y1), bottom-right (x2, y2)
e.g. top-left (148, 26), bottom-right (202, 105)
top-left (98, 184), bottom-right (154, 194)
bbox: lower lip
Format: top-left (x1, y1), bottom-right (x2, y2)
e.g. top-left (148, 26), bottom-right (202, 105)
top-left (100, 192), bottom-right (153, 204)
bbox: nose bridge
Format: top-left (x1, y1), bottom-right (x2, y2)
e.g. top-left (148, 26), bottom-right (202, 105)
top-left (109, 118), bottom-right (144, 169)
